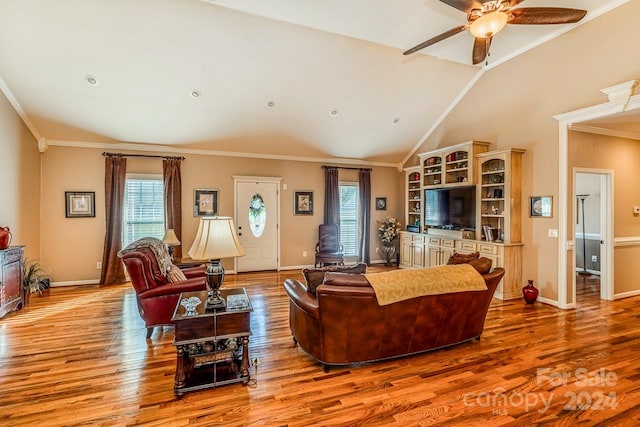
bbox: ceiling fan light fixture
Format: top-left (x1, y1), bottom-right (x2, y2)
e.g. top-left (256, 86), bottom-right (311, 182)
top-left (469, 11), bottom-right (508, 38)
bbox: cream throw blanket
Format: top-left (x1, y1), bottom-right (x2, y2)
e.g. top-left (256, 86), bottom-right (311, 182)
top-left (364, 264), bottom-right (487, 306)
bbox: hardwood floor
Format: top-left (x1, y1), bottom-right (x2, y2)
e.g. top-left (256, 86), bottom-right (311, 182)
top-left (1, 267), bottom-right (639, 426)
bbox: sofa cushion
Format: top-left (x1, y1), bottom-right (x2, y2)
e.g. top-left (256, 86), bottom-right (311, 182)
top-left (323, 271), bottom-right (371, 287)
top-left (447, 251), bottom-right (480, 265)
top-left (302, 263), bottom-right (367, 295)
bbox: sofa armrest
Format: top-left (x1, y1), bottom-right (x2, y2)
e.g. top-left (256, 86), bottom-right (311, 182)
top-left (283, 279), bottom-right (319, 318)
top-left (182, 265), bottom-right (206, 278)
top-left (138, 277), bottom-right (207, 300)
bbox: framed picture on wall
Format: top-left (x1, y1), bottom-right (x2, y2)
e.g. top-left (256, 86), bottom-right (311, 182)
top-left (375, 197), bottom-right (387, 211)
top-left (294, 191), bottom-right (313, 215)
top-left (529, 195), bottom-right (553, 218)
top-left (65, 191), bottom-right (95, 218)
top-left (194, 189), bottom-right (218, 216)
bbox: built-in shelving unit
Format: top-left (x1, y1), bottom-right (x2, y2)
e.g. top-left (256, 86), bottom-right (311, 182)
top-left (401, 143), bottom-right (526, 301)
top-left (404, 166), bottom-right (422, 232)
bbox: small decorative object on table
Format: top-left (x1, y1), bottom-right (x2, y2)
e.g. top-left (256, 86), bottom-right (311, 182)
top-left (377, 217), bottom-right (401, 266)
top-left (0, 226), bottom-right (11, 250)
top-left (522, 280), bottom-right (538, 304)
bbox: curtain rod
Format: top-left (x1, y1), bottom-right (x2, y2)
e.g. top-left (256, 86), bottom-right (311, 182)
top-left (322, 165), bottom-right (372, 171)
top-left (102, 152), bottom-right (185, 160)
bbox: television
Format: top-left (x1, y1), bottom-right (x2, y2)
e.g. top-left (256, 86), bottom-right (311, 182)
top-left (424, 186), bottom-right (476, 230)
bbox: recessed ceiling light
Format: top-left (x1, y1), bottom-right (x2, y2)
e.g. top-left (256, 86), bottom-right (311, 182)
top-left (267, 101), bottom-right (275, 107)
top-left (393, 117), bottom-right (400, 124)
top-left (84, 75), bottom-right (99, 86)
top-left (190, 89), bottom-right (201, 99)
top-left (330, 109), bottom-right (338, 116)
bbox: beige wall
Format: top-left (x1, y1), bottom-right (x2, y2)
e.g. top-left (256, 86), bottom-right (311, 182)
top-left (41, 146), bottom-right (403, 283)
top-left (0, 91), bottom-right (40, 259)
top-left (568, 131), bottom-right (640, 295)
top-left (403, 1), bottom-right (640, 302)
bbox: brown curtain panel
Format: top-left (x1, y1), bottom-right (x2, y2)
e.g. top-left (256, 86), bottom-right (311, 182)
top-left (101, 154), bottom-right (127, 285)
top-left (358, 169), bottom-right (371, 265)
top-left (163, 157), bottom-right (183, 259)
top-left (323, 166), bottom-right (339, 225)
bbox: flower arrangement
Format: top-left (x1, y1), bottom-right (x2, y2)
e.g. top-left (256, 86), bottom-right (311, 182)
top-left (377, 217), bottom-right (401, 243)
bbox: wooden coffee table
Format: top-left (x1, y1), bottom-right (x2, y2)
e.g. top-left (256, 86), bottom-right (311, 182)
top-left (171, 288), bottom-right (252, 396)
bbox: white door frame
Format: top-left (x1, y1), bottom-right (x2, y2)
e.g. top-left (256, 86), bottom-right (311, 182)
top-left (572, 169), bottom-right (614, 303)
top-left (233, 175), bottom-right (282, 271)
top-left (555, 83), bottom-right (640, 308)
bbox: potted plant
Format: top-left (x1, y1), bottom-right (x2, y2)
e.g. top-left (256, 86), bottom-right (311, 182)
top-left (23, 259), bottom-right (51, 304)
top-left (377, 217), bottom-right (401, 266)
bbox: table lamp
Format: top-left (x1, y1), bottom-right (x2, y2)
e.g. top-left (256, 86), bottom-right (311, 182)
top-left (187, 217), bottom-right (246, 310)
top-left (162, 228), bottom-right (181, 261)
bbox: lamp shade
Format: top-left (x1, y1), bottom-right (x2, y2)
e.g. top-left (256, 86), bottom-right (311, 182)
top-left (162, 229), bottom-right (181, 246)
top-left (469, 11), bottom-right (508, 38)
top-left (188, 217), bottom-right (246, 260)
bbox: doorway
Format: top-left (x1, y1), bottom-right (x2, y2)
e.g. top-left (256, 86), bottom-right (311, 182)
top-left (234, 176), bottom-right (281, 272)
top-left (573, 170), bottom-right (613, 303)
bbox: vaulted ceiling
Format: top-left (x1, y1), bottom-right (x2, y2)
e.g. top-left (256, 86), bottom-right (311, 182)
top-left (0, 0), bottom-right (629, 166)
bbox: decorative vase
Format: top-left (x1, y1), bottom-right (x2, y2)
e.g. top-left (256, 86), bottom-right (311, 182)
top-left (0, 226), bottom-right (11, 250)
top-left (380, 242), bottom-right (396, 267)
top-left (522, 280), bottom-right (538, 304)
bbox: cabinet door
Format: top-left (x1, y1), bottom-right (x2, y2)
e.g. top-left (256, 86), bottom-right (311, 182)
top-left (428, 247), bottom-right (440, 267)
top-left (412, 242), bottom-right (424, 268)
top-left (441, 248), bottom-right (455, 265)
top-left (400, 238), bottom-right (413, 267)
top-left (1, 259), bottom-right (21, 305)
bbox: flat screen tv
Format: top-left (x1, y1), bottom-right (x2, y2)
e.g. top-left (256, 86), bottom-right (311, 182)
top-left (424, 186), bottom-right (476, 231)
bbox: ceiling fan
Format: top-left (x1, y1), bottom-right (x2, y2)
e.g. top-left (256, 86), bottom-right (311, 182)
top-left (403, 0), bottom-right (587, 65)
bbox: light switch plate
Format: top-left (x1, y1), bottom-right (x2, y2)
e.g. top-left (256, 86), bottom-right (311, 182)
top-left (548, 229), bottom-right (558, 238)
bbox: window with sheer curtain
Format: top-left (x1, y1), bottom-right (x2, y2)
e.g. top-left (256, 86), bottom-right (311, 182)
top-left (123, 175), bottom-right (165, 246)
top-left (339, 182), bottom-right (359, 257)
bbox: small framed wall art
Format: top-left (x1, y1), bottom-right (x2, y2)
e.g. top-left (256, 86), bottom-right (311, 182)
top-left (194, 188), bottom-right (218, 216)
top-left (375, 197), bottom-right (387, 211)
top-left (529, 195), bottom-right (553, 218)
top-left (65, 191), bottom-right (95, 218)
top-left (294, 191), bottom-right (313, 215)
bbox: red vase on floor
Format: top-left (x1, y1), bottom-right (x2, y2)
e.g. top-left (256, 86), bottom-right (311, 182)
top-left (522, 280), bottom-right (538, 304)
top-left (0, 226), bottom-right (11, 250)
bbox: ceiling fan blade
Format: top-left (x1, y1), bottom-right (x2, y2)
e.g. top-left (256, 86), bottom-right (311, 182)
top-left (439, 0), bottom-right (481, 14)
top-left (403, 24), bottom-right (468, 55)
top-left (508, 7), bottom-right (587, 25)
top-left (472, 36), bottom-right (492, 65)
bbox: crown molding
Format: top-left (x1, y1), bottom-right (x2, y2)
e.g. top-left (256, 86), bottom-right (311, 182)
top-left (0, 74), bottom-right (41, 142)
top-left (569, 124), bottom-right (640, 141)
top-left (47, 139), bottom-right (401, 169)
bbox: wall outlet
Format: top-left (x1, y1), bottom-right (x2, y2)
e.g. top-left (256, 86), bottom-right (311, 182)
top-left (302, 251), bottom-right (307, 257)
top-left (96, 261), bottom-right (102, 270)
top-left (591, 255), bottom-right (598, 263)
top-left (376, 247), bottom-right (380, 254)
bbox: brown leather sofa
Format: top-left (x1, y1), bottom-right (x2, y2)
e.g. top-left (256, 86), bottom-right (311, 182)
top-left (119, 245), bottom-right (207, 338)
top-left (284, 267), bottom-right (505, 370)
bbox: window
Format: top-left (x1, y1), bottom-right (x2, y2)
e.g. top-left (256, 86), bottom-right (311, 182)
top-left (123, 175), bottom-right (165, 246)
top-left (339, 183), bottom-right (359, 256)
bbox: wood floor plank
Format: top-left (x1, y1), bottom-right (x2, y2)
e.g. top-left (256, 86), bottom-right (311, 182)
top-left (1, 269), bottom-right (639, 426)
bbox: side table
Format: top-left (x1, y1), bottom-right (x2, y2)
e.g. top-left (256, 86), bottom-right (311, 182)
top-left (172, 288), bottom-right (252, 396)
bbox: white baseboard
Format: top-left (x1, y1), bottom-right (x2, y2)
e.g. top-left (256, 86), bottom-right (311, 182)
top-left (279, 264), bottom-right (315, 271)
top-left (51, 279), bottom-right (100, 287)
top-left (614, 289), bottom-right (640, 300)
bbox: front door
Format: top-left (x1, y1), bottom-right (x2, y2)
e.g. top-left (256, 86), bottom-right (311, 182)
top-left (235, 178), bottom-right (280, 272)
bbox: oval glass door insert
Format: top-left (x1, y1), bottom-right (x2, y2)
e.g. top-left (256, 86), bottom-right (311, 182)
top-left (249, 193), bottom-right (266, 237)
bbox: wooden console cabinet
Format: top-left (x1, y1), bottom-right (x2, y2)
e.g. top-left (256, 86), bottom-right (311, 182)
top-left (0, 246), bottom-right (24, 319)
top-left (172, 288), bottom-right (252, 396)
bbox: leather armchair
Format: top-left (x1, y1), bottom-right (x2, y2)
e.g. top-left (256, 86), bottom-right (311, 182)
top-left (119, 246), bottom-right (207, 338)
top-left (314, 223), bottom-right (345, 267)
